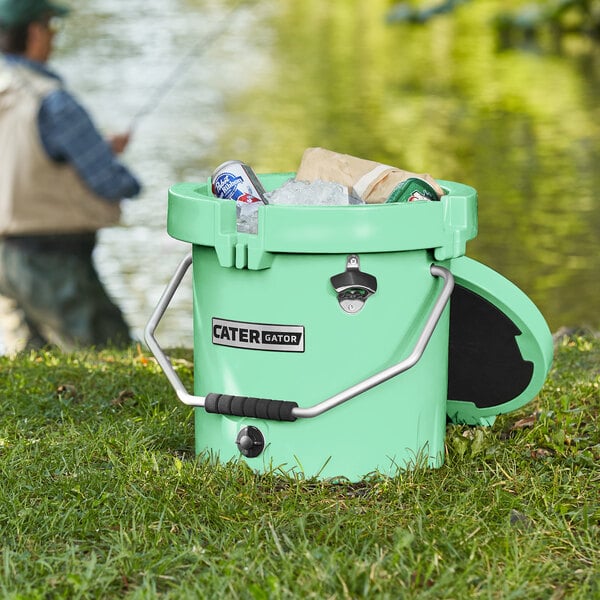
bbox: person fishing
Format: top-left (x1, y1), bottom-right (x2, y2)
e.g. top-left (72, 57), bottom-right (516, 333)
top-left (0, 0), bottom-right (142, 354)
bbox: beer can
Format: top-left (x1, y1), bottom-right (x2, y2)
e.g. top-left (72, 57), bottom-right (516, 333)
top-left (385, 177), bottom-right (440, 203)
top-left (211, 160), bottom-right (267, 205)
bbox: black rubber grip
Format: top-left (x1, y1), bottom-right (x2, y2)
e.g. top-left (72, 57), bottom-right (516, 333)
top-left (204, 393), bottom-right (298, 422)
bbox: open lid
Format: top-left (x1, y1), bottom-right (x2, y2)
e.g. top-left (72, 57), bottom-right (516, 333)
top-left (447, 256), bottom-right (554, 425)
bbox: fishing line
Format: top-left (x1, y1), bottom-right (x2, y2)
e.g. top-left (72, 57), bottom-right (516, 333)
top-left (128, 0), bottom-right (247, 132)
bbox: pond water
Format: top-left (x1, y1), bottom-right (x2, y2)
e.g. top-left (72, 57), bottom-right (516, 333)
top-left (50, 0), bottom-right (600, 347)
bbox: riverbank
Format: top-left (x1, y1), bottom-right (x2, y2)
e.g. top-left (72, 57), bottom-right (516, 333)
top-left (0, 336), bottom-right (598, 598)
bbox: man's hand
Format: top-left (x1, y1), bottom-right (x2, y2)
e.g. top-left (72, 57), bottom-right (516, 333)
top-left (108, 132), bottom-right (131, 155)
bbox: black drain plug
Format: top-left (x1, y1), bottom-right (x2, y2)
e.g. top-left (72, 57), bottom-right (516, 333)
top-left (235, 426), bottom-right (265, 458)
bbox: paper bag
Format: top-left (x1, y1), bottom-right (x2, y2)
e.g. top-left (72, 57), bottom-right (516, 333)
top-left (295, 147), bottom-right (443, 204)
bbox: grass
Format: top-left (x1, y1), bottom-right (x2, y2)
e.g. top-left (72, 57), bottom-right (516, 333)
top-left (0, 336), bottom-right (598, 599)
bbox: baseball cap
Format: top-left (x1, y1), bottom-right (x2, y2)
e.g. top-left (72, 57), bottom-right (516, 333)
top-left (0, 0), bottom-right (70, 27)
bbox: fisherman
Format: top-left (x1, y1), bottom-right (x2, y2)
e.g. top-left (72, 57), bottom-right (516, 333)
top-left (0, 0), bottom-right (142, 353)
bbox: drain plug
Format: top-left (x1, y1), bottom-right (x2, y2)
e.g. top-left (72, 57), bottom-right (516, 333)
top-left (236, 426), bottom-right (265, 458)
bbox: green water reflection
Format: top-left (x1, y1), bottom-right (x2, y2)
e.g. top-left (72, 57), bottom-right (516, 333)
top-left (210, 0), bottom-right (600, 332)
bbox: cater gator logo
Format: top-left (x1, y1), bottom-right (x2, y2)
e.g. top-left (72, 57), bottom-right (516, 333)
top-left (212, 318), bottom-right (305, 352)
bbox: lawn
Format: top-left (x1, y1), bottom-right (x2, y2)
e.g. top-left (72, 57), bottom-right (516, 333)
top-left (0, 336), bottom-right (598, 599)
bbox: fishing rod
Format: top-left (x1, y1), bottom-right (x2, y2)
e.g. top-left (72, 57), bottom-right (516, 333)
top-left (128, 0), bottom-right (247, 132)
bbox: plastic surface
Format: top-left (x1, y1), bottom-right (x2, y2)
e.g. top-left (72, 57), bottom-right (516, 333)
top-left (158, 172), bottom-right (552, 480)
top-left (190, 244), bottom-right (450, 480)
top-left (166, 174), bottom-right (477, 479)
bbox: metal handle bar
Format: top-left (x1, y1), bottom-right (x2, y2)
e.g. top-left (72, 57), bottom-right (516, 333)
top-left (144, 253), bottom-right (454, 421)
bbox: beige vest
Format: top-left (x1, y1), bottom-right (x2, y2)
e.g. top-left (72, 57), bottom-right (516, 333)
top-left (0, 62), bottom-right (120, 236)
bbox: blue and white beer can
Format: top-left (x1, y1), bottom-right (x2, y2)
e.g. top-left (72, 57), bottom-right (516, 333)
top-left (212, 160), bottom-right (267, 205)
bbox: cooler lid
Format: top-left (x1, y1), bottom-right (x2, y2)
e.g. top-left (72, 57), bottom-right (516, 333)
top-left (446, 256), bottom-right (554, 425)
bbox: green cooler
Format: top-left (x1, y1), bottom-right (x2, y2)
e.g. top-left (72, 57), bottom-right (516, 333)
top-left (145, 173), bottom-right (553, 481)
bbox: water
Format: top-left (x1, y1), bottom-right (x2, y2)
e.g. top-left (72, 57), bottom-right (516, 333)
top-left (30, 0), bottom-right (600, 348)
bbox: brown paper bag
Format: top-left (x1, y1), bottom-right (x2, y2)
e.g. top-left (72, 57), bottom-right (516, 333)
top-left (295, 147), bottom-right (443, 204)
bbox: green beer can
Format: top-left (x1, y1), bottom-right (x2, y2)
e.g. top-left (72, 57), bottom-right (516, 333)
top-left (386, 177), bottom-right (440, 203)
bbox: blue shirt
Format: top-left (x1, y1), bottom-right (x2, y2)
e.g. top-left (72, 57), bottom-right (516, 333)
top-left (4, 56), bottom-right (141, 202)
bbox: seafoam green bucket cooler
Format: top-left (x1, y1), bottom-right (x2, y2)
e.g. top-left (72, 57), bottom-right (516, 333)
top-left (145, 173), bottom-right (554, 481)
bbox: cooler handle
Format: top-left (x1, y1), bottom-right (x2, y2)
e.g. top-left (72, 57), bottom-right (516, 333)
top-left (144, 253), bottom-right (454, 421)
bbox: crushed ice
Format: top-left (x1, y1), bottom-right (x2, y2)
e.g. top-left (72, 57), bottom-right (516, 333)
top-left (266, 179), bottom-right (364, 206)
top-left (237, 179), bottom-right (364, 234)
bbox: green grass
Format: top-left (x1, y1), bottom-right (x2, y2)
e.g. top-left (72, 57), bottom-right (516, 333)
top-left (0, 337), bottom-right (598, 599)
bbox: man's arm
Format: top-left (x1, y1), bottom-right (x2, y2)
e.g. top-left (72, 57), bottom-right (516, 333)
top-left (37, 88), bottom-right (142, 201)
